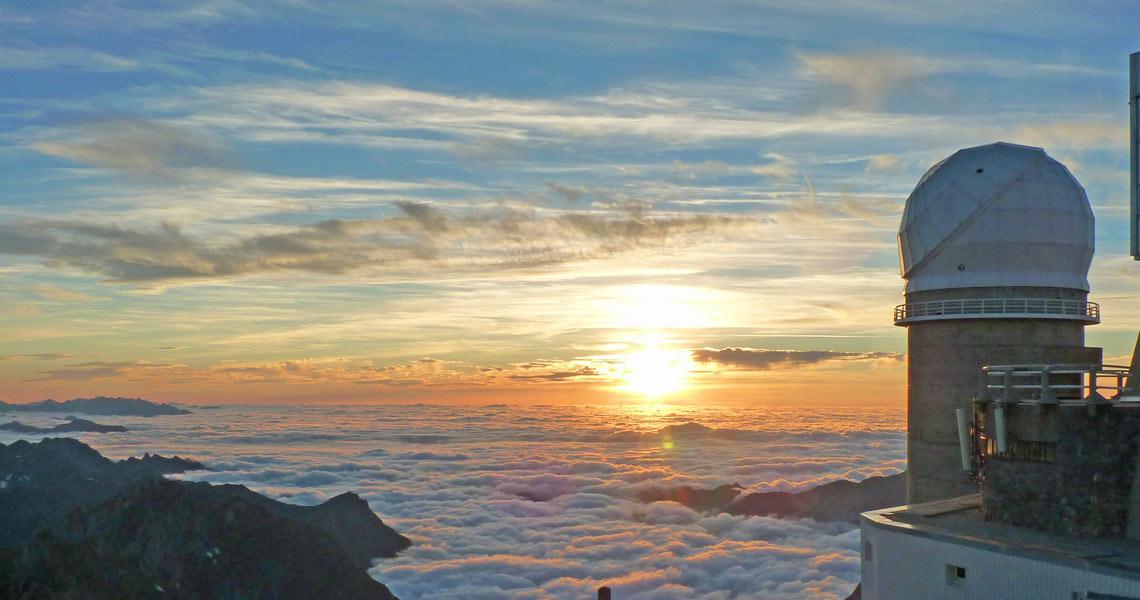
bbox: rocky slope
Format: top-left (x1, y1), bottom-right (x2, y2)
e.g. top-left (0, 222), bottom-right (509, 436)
top-left (0, 397), bottom-right (191, 417)
top-left (0, 438), bottom-right (408, 599)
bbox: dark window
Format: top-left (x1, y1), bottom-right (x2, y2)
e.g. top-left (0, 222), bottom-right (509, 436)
top-left (862, 541), bottom-right (873, 562)
top-left (984, 437), bottom-right (1057, 463)
top-left (946, 564), bottom-right (967, 587)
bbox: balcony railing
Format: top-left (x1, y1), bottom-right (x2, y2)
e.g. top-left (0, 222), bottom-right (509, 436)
top-left (893, 298), bottom-right (1099, 325)
top-left (980, 363), bottom-right (1136, 406)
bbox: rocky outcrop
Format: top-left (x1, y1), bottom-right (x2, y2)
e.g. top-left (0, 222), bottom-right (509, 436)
top-left (638, 483), bottom-right (745, 513)
top-left (0, 416), bottom-right (128, 434)
top-left (119, 452), bottom-right (206, 475)
top-left (0, 438), bottom-right (408, 599)
top-left (728, 472), bottom-right (906, 522)
top-left (640, 472), bottom-right (907, 523)
top-left (0, 397), bottom-right (191, 417)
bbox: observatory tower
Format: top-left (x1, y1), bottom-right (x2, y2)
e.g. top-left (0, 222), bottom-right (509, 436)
top-left (894, 142), bottom-right (1101, 503)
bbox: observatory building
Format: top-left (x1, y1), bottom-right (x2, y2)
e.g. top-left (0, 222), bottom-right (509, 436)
top-left (859, 137), bottom-right (1140, 599)
top-left (895, 141), bottom-right (1101, 503)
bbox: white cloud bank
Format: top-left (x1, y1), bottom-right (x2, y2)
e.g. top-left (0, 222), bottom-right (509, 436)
top-left (6, 403), bottom-right (907, 599)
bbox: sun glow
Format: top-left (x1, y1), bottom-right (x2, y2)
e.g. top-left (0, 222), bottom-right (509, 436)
top-left (620, 340), bottom-right (693, 397)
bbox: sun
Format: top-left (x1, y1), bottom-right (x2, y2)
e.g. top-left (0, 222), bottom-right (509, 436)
top-left (620, 340), bottom-right (692, 398)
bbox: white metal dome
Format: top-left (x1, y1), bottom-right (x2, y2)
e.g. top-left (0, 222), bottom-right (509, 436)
top-left (898, 142), bottom-right (1094, 294)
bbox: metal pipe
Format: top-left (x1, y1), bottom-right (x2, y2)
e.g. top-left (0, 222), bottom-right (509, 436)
top-left (956, 408), bottom-right (972, 473)
top-left (1131, 51), bottom-right (1140, 259)
top-left (993, 404), bottom-right (1008, 454)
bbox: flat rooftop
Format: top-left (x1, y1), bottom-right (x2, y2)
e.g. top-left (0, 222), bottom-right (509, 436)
top-left (863, 494), bottom-right (1140, 581)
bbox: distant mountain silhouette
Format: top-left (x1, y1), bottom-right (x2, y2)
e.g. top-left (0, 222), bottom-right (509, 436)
top-left (639, 472), bottom-right (906, 523)
top-left (0, 415), bottom-right (128, 434)
top-left (638, 482), bottom-right (745, 513)
top-left (0, 396), bottom-right (191, 417)
top-left (118, 452), bottom-right (206, 475)
top-left (0, 438), bottom-right (409, 599)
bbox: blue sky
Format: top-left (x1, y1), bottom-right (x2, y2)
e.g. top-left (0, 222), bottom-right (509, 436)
top-left (1, 1), bottom-right (1138, 403)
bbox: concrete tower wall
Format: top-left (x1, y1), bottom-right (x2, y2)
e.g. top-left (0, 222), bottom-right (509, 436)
top-left (905, 288), bottom-right (1098, 503)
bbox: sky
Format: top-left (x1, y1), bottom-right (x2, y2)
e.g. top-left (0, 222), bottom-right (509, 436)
top-left (1, 1), bottom-right (1139, 405)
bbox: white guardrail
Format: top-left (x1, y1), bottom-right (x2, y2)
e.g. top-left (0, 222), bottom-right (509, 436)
top-left (981, 364), bottom-right (1137, 405)
top-left (894, 298), bottom-right (1099, 325)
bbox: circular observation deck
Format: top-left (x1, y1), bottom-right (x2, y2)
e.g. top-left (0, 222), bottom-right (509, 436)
top-left (893, 297), bottom-right (1100, 326)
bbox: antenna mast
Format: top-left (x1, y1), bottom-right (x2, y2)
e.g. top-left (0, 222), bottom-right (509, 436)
top-left (1130, 52), bottom-right (1140, 258)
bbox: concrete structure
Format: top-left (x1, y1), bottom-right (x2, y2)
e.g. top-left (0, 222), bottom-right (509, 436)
top-left (895, 142), bottom-right (1100, 503)
top-left (861, 496), bottom-right (1140, 600)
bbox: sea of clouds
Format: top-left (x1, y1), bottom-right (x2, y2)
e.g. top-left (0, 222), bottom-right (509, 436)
top-left (0, 403), bottom-right (905, 599)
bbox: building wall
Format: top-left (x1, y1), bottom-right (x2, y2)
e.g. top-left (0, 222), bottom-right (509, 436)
top-left (984, 405), bottom-right (1140, 538)
top-left (905, 287), bottom-right (1094, 504)
top-left (860, 518), bottom-right (1140, 600)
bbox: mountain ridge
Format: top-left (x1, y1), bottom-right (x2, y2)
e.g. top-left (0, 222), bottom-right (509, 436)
top-left (0, 397), bottom-right (191, 417)
top-left (0, 438), bottom-right (408, 599)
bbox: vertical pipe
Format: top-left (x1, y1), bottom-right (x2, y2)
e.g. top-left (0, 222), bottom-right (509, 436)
top-left (598, 587), bottom-right (612, 600)
top-left (956, 408), bottom-right (972, 473)
top-left (1131, 51), bottom-right (1140, 259)
top-left (993, 404), bottom-right (1008, 455)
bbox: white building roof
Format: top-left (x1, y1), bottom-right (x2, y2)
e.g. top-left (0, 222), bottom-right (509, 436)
top-left (898, 142), bottom-right (1094, 294)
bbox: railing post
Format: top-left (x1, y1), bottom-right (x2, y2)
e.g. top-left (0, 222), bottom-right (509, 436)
top-left (1087, 368), bottom-right (1107, 402)
top-left (1086, 368), bottom-right (1108, 417)
top-left (1039, 366), bottom-right (1056, 405)
top-left (1001, 369), bottom-right (1017, 404)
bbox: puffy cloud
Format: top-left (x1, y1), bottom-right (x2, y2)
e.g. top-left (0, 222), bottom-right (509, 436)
top-left (692, 347), bottom-right (903, 371)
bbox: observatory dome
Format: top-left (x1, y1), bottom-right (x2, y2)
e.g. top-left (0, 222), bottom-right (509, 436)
top-left (898, 142), bottom-right (1094, 294)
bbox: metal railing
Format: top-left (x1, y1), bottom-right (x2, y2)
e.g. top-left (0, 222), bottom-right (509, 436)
top-left (894, 298), bottom-right (1099, 325)
top-left (981, 363), bottom-right (1136, 406)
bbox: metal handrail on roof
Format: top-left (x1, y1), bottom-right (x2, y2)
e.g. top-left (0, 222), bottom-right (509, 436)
top-left (980, 363), bottom-right (1137, 407)
top-left (893, 298), bottom-right (1100, 326)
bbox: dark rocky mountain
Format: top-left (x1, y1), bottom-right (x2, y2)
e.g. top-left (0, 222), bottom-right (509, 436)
top-left (0, 438), bottom-right (408, 599)
top-left (0, 396), bottom-right (191, 417)
top-left (0, 416), bottom-right (128, 434)
top-left (728, 472), bottom-right (906, 522)
top-left (638, 483), bottom-right (745, 513)
top-left (639, 472), bottom-right (907, 523)
top-left (119, 452), bottom-right (206, 475)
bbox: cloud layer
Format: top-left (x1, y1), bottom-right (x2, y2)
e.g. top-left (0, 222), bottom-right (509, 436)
top-left (692, 348), bottom-right (903, 371)
top-left (0, 402), bottom-right (904, 599)
top-left (0, 202), bottom-right (752, 283)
